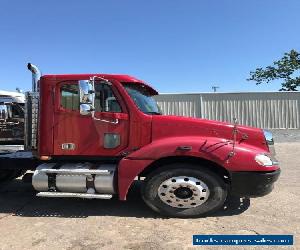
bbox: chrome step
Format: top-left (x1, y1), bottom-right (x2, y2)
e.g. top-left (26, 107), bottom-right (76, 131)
top-left (37, 192), bottom-right (113, 199)
top-left (39, 169), bottom-right (111, 175)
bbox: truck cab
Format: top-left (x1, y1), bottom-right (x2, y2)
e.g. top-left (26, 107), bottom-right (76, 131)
top-left (0, 90), bottom-right (25, 151)
top-left (0, 64), bottom-right (280, 218)
top-left (35, 74), bottom-right (158, 158)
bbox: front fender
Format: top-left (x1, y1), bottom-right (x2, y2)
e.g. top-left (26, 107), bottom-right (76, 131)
top-left (118, 136), bottom-right (230, 200)
top-left (117, 136), bottom-right (278, 200)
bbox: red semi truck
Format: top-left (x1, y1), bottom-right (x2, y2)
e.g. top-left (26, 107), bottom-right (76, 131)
top-left (0, 63), bottom-right (280, 217)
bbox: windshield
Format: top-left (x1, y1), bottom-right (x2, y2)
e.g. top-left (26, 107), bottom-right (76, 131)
top-left (123, 83), bottom-right (161, 115)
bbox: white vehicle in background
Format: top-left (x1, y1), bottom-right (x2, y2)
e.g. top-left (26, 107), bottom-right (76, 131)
top-left (0, 90), bottom-right (25, 153)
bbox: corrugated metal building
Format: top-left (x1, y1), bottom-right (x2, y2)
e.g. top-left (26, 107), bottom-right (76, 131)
top-left (154, 92), bottom-right (300, 129)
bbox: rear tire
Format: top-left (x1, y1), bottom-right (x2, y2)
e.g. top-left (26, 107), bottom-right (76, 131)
top-left (141, 163), bottom-right (228, 218)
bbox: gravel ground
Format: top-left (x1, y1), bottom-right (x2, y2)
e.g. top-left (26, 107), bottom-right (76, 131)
top-left (270, 129), bottom-right (300, 143)
top-left (0, 131), bottom-right (299, 250)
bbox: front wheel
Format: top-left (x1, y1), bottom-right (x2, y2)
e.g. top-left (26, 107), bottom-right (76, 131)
top-left (141, 164), bottom-right (228, 218)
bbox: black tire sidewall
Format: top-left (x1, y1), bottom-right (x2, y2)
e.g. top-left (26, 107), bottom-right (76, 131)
top-left (142, 163), bottom-right (228, 218)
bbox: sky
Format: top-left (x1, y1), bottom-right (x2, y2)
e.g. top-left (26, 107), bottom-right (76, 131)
top-left (0, 0), bottom-right (299, 93)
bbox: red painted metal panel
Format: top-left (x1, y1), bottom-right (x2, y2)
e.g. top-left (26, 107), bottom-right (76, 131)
top-left (118, 158), bottom-right (154, 200)
top-left (52, 80), bottom-right (130, 156)
top-left (39, 78), bottom-right (55, 156)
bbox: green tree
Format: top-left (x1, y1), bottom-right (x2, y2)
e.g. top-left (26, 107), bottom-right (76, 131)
top-left (248, 49), bottom-right (300, 91)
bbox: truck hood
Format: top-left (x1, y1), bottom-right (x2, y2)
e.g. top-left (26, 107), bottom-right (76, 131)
top-left (151, 115), bottom-right (268, 151)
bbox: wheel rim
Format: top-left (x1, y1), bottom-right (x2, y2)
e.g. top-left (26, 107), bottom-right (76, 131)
top-left (157, 176), bottom-right (210, 208)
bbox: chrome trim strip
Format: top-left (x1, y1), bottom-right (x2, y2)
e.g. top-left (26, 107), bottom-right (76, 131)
top-left (37, 192), bottom-right (112, 199)
top-left (40, 169), bottom-right (111, 175)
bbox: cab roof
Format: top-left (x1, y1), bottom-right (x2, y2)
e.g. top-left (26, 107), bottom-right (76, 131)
top-left (41, 74), bottom-right (158, 95)
top-left (42, 74), bottom-right (142, 82)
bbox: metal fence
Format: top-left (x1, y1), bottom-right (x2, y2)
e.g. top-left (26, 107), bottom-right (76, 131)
top-left (154, 92), bottom-right (300, 129)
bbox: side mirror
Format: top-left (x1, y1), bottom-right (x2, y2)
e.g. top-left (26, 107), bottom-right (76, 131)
top-left (79, 80), bottom-right (95, 115)
top-left (80, 104), bottom-right (95, 116)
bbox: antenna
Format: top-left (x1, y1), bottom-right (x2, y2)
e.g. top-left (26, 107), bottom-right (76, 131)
top-left (228, 118), bottom-right (238, 159)
top-left (16, 88), bottom-right (22, 93)
top-left (212, 86), bottom-right (219, 92)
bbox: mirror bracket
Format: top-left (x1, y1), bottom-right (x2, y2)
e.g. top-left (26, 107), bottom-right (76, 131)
top-left (90, 76), bottom-right (112, 86)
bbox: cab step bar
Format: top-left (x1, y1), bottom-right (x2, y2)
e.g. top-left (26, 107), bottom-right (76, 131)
top-left (39, 168), bottom-right (111, 175)
top-left (36, 192), bottom-right (113, 199)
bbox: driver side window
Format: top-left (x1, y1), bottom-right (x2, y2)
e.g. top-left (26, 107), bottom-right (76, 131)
top-left (94, 83), bottom-right (121, 113)
top-left (60, 81), bottom-right (121, 113)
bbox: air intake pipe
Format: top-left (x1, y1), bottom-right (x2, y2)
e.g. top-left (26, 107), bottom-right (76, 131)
top-left (27, 63), bottom-right (41, 92)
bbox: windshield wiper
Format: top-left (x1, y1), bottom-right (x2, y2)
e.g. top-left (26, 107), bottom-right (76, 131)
top-left (145, 111), bottom-right (162, 115)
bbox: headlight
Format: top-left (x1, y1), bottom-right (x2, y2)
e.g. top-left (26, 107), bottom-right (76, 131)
top-left (255, 154), bottom-right (273, 167)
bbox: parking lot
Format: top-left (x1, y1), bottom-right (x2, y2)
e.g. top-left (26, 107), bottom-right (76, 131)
top-left (0, 130), bottom-right (299, 250)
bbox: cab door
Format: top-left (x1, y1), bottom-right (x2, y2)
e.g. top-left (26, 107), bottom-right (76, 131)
top-left (53, 80), bottom-right (129, 156)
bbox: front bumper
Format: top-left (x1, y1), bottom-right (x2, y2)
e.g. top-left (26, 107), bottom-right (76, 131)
top-left (230, 169), bottom-right (281, 197)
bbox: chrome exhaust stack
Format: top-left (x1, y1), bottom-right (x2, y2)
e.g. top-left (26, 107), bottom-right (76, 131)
top-left (25, 63), bottom-right (41, 150)
top-left (27, 63), bottom-right (41, 92)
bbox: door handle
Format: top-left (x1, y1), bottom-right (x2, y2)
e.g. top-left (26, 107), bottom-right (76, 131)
top-left (92, 116), bottom-right (119, 124)
top-left (99, 118), bottom-right (119, 124)
top-left (92, 112), bottom-right (128, 124)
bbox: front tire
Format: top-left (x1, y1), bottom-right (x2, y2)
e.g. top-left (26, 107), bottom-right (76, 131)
top-left (141, 163), bottom-right (228, 218)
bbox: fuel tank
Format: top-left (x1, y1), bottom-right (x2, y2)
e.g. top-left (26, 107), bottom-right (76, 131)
top-left (32, 163), bottom-right (117, 194)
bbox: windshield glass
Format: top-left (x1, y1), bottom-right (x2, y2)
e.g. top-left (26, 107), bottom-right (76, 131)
top-left (123, 83), bottom-right (161, 115)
